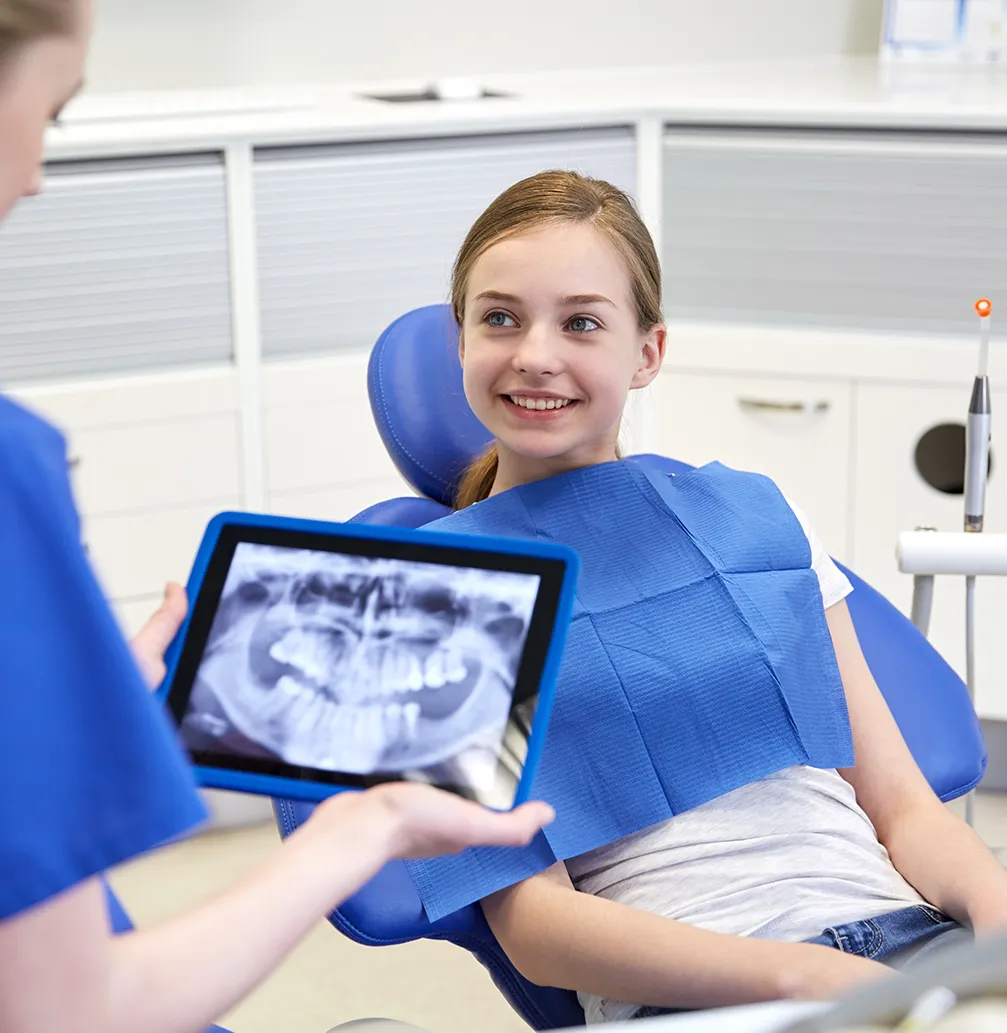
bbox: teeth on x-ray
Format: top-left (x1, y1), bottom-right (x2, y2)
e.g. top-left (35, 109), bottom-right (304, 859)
top-left (184, 543), bottom-right (542, 786)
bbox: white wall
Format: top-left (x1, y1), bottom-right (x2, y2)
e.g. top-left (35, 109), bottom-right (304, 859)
top-left (86, 0), bottom-right (884, 93)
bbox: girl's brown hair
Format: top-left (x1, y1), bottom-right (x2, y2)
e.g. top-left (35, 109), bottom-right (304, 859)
top-left (451, 169), bottom-right (663, 510)
top-left (0, 0), bottom-right (75, 71)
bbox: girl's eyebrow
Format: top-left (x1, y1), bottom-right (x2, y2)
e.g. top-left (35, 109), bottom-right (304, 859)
top-left (563, 294), bottom-right (616, 307)
top-left (473, 291), bottom-right (616, 307)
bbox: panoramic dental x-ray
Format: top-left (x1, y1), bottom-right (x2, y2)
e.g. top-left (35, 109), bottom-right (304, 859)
top-left (181, 543), bottom-right (541, 789)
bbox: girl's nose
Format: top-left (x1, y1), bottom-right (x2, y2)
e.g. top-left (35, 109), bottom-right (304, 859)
top-left (512, 326), bottom-right (561, 376)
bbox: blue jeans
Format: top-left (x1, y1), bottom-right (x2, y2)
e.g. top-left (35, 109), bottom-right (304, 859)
top-left (632, 904), bottom-right (972, 1020)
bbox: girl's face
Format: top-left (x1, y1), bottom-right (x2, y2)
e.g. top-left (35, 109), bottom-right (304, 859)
top-left (460, 221), bottom-right (665, 489)
top-left (0, 0), bottom-right (90, 222)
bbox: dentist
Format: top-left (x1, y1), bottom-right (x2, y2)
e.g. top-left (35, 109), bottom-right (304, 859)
top-left (0, 4), bottom-right (553, 1033)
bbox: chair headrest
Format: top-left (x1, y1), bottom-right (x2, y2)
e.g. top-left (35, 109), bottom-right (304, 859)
top-left (368, 304), bottom-right (492, 507)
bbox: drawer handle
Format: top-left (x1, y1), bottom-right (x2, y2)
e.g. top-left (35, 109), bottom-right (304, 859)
top-left (738, 398), bottom-right (830, 415)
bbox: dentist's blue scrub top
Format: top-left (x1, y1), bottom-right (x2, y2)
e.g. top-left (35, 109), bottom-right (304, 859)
top-left (0, 394), bottom-right (207, 920)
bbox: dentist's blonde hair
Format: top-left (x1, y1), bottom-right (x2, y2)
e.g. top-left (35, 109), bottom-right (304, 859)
top-left (0, 0), bottom-right (74, 69)
top-left (451, 169), bottom-right (663, 510)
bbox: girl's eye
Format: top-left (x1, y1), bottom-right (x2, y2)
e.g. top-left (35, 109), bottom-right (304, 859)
top-left (486, 310), bottom-right (516, 328)
top-left (568, 315), bottom-right (601, 333)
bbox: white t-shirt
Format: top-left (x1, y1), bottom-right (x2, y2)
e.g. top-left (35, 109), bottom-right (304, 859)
top-left (565, 501), bottom-right (924, 1024)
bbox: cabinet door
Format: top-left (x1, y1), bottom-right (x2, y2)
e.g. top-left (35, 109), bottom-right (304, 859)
top-left (269, 481), bottom-right (417, 523)
top-left (14, 371), bottom-right (242, 605)
top-left (854, 382), bottom-right (1007, 720)
top-left (653, 370), bottom-right (853, 562)
top-left (254, 127), bottom-right (637, 358)
top-left (83, 503), bottom-right (231, 602)
top-left (663, 129), bottom-right (1007, 337)
top-left (0, 156), bottom-right (232, 383)
top-left (263, 353), bottom-right (414, 514)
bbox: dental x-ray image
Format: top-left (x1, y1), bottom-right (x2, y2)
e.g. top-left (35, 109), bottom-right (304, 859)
top-left (179, 543), bottom-right (542, 790)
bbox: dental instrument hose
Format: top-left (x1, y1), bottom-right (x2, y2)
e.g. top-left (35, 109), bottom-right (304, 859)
top-left (963, 299), bottom-right (992, 827)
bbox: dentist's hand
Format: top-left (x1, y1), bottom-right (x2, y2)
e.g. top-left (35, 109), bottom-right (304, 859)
top-left (311, 782), bottom-right (555, 861)
top-left (130, 581), bottom-right (188, 689)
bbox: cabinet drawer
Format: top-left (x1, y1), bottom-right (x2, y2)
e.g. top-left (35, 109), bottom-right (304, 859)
top-left (853, 382), bottom-right (1007, 720)
top-left (11, 369), bottom-right (239, 429)
top-left (69, 414), bottom-right (241, 516)
top-left (653, 370), bottom-right (852, 562)
top-left (84, 502), bottom-right (235, 601)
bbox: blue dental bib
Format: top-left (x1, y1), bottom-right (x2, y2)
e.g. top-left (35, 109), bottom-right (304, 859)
top-left (404, 460), bottom-right (853, 921)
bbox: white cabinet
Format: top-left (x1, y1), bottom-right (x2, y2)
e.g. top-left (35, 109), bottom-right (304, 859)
top-left (254, 127), bottom-right (637, 358)
top-left (82, 504), bottom-right (233, 601)
top-left (652, 368), bottom-right (854, 563)
top-left (268, 482), bottom-right (417, 522)
top-left (12, 369), bottom-right (242, 608)
top-left (69, 414), bottom-right (240, 515)
top-left (262, 353), bottom-right (415, 519)
top-left (853, 381), bottom-right (1007, 720)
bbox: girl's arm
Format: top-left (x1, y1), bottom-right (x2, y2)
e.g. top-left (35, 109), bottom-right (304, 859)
top-left (828, 599), bottom-right (1007, 936)
top-left (0, 786), bottom-right (551, 1033)
top-left (482, 862), bottom-right (888, 1010)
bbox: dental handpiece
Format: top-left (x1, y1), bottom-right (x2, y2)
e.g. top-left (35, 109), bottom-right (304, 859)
top-left (965, 299), bottom-right (992, 533)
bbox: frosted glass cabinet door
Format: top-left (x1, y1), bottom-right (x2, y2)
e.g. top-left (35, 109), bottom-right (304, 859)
top-left (254, 127), bottom-right (637, 358)
top-left (0, 155), bottom-right (232, 383)
top-left (662, 130), bottom-right (1007, 337)
top-left (854, 382), bottom-right (1007, 721)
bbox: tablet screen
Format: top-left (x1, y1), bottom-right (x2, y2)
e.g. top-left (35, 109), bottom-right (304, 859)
top-left (165, 524), bottom-right (565, 807)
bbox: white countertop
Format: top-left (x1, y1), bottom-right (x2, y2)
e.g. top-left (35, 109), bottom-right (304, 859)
top-left (47, 55), bottom-right (1007, 160)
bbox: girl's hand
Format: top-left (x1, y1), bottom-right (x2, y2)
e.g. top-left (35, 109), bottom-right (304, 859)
top-left (313, 783), bottom-right (555, 860)
top-left (778, 943), bottom-right (892, 1001)
top-left (130, 582), bottom-right (188, 689)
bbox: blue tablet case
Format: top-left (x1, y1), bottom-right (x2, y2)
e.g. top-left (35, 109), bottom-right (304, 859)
top-left (156, 511), bottom-right (578, 809)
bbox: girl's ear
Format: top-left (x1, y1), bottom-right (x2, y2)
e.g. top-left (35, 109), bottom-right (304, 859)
top-left (458, 330), bottom-right (466, 364)
top-left (630, 324), bottom-right (666, 390)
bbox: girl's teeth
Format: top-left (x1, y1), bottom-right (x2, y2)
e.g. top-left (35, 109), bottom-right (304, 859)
top-left (511, 396), bottom-right (570, 410)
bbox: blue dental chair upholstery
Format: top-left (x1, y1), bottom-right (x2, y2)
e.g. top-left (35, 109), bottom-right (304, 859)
top-left (274, 304), bottom-right (987, 1031)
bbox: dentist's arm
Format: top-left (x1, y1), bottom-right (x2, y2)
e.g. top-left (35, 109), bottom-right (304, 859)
top-left (482, 862), bottom-right (888, 1010)
top-left (0, 785), bottom-right (553, 1033)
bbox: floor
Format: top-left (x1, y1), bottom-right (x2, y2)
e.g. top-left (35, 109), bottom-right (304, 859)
top-left (107, 791), bottom-right (1007, 1033)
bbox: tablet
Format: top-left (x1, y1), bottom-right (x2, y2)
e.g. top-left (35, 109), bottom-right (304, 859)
top-left (159, 512), bottom-right (578, 810)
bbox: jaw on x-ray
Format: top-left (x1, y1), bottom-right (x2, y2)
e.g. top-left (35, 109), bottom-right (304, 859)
top-left (183, 543), bottom-right (540, 787)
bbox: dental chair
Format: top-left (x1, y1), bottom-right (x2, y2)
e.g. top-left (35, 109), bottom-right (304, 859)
top-left (272, 304), bottom-right (987, 1031)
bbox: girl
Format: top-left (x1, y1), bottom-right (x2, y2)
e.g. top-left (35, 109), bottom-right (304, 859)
top-left (438, 168), bottom-right (1007, 1021)
top-left (0, 4), bottom-right (552, 1033)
